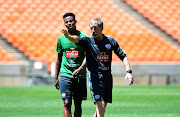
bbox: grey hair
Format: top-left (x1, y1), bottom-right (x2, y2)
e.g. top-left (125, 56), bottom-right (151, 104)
top-left (89, 18), bottom-right (103, 29)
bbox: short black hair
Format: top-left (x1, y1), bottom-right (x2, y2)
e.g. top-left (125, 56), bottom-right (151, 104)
top-left (63, 13), bottom-right (76, 20)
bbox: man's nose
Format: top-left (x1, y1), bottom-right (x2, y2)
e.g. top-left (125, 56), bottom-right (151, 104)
top-left (68, 22), bottom-right (71, 25)
top-left (92, 28), bottom-right (95, 32)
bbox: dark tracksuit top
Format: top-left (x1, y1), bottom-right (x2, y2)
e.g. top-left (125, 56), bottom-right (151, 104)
top-left (78, 34), bottom-right (127, 74)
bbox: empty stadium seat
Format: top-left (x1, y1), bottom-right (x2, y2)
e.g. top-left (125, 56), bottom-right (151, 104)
top-left (0, 0), bottom-right (180, 71)
top-left (124, 0), bottom-right (180, 42)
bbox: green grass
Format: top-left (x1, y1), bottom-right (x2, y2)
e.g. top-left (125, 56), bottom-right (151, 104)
top-left (0, 85), bottom-right (180, 117)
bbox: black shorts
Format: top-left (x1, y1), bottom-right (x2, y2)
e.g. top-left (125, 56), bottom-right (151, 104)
top-left (88, 72), bottom-right (113, 103)
top-left (59, 76), bottom-right (87, 100)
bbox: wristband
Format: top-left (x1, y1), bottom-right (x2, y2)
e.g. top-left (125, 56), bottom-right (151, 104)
top-left (126, 70), bottom-right (132, 73)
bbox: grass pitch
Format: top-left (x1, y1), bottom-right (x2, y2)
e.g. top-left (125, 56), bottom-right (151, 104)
top-left (0, 85), bottom-right (180, 117)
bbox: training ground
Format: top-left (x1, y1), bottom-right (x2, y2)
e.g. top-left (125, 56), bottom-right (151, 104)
top-left (0, 85), bottom-right (180, 117)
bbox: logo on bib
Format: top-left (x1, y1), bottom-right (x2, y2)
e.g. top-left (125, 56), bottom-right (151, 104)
top-left (96, 52), bottom-right (109, 62)
top-left (66, 48), bottom-right (79, 58)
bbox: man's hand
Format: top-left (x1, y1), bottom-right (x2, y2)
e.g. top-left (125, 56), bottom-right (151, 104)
top-left (61, 29), bottom-right (79, 43)
top-left (54, 79), bottom-right (60, 90)
top-left (61, 29), bottom-right (69, 38)
top-left (125, 73), bottom-right (134, 85)
top-left (72, 68), bottom-right (82, 79)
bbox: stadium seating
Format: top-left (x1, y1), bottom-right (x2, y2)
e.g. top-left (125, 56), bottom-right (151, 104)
top-left (124, 0), bottom-right (180, 42)
top-left (0, 0), bottom-right (180, 71)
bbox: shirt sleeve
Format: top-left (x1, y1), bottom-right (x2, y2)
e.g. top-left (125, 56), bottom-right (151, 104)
top-left (56, 37), bottom-right (62, 53)
top-left (111, 37), bottom-right (127, 61)
top-left (77, 37), bottom-right (89, 48)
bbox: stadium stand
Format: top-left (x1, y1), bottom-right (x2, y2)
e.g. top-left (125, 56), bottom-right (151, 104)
top-left (0, 46), bottom-right (18, 62)
top-left (124, 0), bottom-right (180, 42)
top-left (0, 0), bottom-right (180, 72)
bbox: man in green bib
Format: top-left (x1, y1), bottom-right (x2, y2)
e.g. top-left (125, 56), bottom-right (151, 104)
top-left (54, 13), bottom-right (87, 117)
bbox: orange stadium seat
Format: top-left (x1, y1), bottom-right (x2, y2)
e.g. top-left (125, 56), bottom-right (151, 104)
top-left (124, 0), bottom-right (180, 42)
top-left (0, 0), bottom-right (180, 71)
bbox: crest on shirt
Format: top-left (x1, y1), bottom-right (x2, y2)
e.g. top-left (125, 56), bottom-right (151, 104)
top-left (105, 44), bottom-right (111, 50)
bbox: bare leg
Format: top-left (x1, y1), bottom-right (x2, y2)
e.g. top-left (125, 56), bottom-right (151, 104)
top-left (74, 100), bottom-right (82, 117)
top-left (93, 111), bottom-right (97, 117)
top-left (95, 101), bottom-right (107, 117)
top-left (102, 101), bottom-right (107, 116)
top-left (93, 107), bottom-right (98, 117)
top-left (63, 99), bottom-right (72, 117)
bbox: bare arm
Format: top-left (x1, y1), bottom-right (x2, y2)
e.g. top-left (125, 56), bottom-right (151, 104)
top-left (72, 52), bottom-right (87, 78)
top-left (61, 29), bottom-right (79, 43)
top-left (123, 57), bottom-right (131, 71)
top-left (123, 57), bottom-right (134, 85)
top-left (54, 53), bottom-right (62, 90)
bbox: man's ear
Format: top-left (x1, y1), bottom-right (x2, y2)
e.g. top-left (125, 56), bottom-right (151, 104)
top-left (75, 20), bottom-right (77, 24)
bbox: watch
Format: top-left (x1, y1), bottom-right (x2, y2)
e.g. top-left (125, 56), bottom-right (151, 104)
top-left (126, 70), bottom-right (132, 73)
